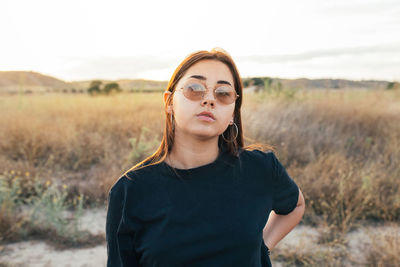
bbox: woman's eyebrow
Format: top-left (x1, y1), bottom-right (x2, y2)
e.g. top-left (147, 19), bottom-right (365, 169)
top-left (187, 75), bottom-right (232, 86)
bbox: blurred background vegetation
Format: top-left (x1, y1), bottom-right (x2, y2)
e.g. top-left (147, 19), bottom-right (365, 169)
top-left (0, 81), bottom-right (399, 265)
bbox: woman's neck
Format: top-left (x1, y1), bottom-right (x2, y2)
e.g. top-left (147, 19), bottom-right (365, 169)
top-left (166, 136), bottom-right (220, 170)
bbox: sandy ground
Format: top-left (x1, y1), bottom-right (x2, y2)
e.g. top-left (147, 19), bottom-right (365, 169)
top-left (0, 208), bottom-right (398, 267)
top-left (0, 243), bottom-right (106, 267)
top-left (0, 208), bottom-right (107, 267)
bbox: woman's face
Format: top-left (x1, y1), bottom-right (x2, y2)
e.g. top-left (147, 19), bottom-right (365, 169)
top-left (164, 59), bottom-right (236, 140)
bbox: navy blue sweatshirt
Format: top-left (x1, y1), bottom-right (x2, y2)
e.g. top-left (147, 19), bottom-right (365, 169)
top-left (106, 146), bottom-right (299, 266)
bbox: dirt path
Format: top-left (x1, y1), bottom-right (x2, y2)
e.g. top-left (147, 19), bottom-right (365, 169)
top-left (0, 208), bottom-right (107, 267)
top-left (0, 208), bottom-right (398, 266)
top-left (0, 242), bottom-right (106, 267)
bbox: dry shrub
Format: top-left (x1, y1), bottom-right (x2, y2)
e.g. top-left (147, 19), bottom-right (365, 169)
top-left (21, 225), bottom-right (105, 250)
top-left (0, 199), bottom-right (27, 242)
top-left (292, 151), bottom-right (400, 230)
top-left (0, 171), bottom-right (104, 248)
top-left (293, 154), bottom-right (372, 231)
top-left (0, 171), bottom-right (33, 242)
top-left (243, 91), bottom-right (399, 168)
top-left (243, 90), bottom-right (400, 228)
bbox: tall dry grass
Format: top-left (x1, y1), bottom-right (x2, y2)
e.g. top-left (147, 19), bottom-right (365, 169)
top-left (0, 89), bottom-right (399, 246)
top-left (0, 93), bottom-right (164, 204)
top-left (244, 89), bottom-right (400, 227)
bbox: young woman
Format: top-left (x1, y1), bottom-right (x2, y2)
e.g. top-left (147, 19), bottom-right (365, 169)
top-left (106, 48), bottom-right (305, 267)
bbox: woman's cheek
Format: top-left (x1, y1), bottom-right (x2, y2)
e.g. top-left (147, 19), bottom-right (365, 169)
top-left (177, 108), bottom-right (197, 129)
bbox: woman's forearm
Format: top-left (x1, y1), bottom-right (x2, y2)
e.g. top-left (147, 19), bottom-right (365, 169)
top-left (263, 189), bottom-right (305, 250)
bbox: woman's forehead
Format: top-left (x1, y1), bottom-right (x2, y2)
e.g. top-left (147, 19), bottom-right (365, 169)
top-left (181, 60), bottom-right (234, 85)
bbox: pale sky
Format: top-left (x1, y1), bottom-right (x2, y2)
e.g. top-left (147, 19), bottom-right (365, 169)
top-left (1, 0), bottom-right (399, 82)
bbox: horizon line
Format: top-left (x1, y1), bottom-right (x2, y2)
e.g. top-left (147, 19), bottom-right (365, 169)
top-left (0, 70), bottom-right (397, 83)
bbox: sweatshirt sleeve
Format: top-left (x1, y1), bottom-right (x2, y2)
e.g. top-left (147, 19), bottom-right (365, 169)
top-left (269, 152), bottom-right (299, 215)
top-left (106, 179), bottom-right (140, 266)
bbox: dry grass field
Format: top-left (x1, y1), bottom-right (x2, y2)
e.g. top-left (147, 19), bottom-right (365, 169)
top-left (0, 88), bottom-right (399, 266)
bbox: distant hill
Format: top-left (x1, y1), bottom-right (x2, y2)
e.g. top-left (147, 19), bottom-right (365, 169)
top-left (273, 77), bottom-right (388, 90)
top-left (243, 77), bottom-right (390, 90)
top-left (70, 79), bottom-right (168, 92)
top-left (0, 71), bottom-right (393, 94)
top-left (0, 71), bottom-right (73, 93)
top-left (0, 71), bottom-right (169, 94)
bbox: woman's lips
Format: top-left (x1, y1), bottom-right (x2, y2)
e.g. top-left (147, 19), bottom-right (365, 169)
top-left (196, 115), bottom-right (216, 122)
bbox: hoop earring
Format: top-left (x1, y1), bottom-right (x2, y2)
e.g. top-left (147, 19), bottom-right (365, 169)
top-left (170, 112), bottom-right (175, 132)
top-left (221, 122), bottom-right (238, 142)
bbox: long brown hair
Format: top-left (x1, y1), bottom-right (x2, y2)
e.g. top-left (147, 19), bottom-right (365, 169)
top-left (124, 47), bottom-right (274, 178)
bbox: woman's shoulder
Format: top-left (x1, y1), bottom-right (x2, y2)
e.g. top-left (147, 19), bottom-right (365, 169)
top-left (238, 148), bottom-right (286, 178)
top-left (108, 174), bottom-right (131, 197)
top-left (109, 162), bottom-right (164, 194)
top-left (239, 148), bottom-right (276, 164)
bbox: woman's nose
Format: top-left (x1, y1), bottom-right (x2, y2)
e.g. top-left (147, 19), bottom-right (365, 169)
top-left (201, 88), bottom-right (216, 107)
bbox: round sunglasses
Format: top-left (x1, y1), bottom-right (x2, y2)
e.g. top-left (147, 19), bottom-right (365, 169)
top-left (177, 82), bottom-right (239, 105)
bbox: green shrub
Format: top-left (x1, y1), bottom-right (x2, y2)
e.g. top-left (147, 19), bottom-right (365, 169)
top-left (0, 172), bottom-right (103, 248)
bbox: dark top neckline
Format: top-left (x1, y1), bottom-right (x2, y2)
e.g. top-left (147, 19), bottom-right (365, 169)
top-left (160, 144), bottom-right (232, 178)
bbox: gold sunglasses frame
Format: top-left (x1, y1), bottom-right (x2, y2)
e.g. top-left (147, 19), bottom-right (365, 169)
top-left (176, 82), bottom-right (239, 104)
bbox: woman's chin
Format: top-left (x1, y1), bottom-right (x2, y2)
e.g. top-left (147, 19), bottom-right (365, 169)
top-left (192, 130), bottom-right (220, 140)
top-left (176, 125), bottom-right (220, 140)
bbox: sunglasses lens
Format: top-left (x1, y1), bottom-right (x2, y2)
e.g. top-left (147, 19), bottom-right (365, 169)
top-left (182, 83), bottom-right (237, 104)
top-left (183, 83), bottom-right (205, 100)
top-left (215, 86), bottom-right (236, 104)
